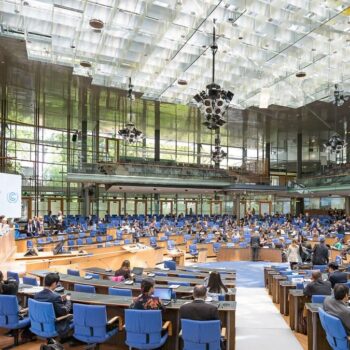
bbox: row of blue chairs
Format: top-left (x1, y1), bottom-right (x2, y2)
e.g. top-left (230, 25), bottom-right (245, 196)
top-left (0, 295), bottom-right (222, 349)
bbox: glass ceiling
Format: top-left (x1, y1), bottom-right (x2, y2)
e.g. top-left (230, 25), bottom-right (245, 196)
top-left (1, 0), bottom-right (350, 108)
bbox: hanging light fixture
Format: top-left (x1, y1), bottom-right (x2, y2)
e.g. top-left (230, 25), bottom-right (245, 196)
top-left (211, 135), bottom-right (227, 163)
top-left (118, 77), bottom-right (144, 144)
top-left (193, 19), bottom-right (233, 130)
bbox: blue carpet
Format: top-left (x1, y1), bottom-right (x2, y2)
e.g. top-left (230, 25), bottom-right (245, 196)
top-left (196, 261), bottom-right (288, 288)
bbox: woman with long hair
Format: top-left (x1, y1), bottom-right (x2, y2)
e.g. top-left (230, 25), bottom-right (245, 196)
top-left (114, 260), bottom-right (131, 280)
top-left (206, 271), bottom-right (228, 301)
top-left (287, 238), bottom-right (301, 270)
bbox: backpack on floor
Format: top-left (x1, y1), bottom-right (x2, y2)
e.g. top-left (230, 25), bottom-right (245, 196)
top-left (40, 339), bottom-right (64, 350)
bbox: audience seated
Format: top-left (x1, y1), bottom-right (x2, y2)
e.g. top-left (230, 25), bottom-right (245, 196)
top-left (303, 271), bottom-right (332, 298)
top-left (34, 273), bottom-right (73, 338)
top-left (0, 270), bottom-right (18, 295)
top-left (323, 284), bottom-right (350, 334)
top-left (328, 262), bottom-right (347, 288)
top-left (129, 278), bottom-right (163, 310)
top-left (115, 259), bottom-right (132, 280)
top-left (206, 271), bottom-right (228, 301)
top-left (179, 285), bottom-right (219, 321)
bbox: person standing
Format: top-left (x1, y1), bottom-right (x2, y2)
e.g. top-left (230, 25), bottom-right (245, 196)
top-left (312, 237), bottom-right (329, 265)
top-left (250, 231), bottom-right (260, 261)
top-left (287, 239), bottom-right (301, 270)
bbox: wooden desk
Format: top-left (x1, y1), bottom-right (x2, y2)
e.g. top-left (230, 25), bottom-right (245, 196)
top-left (289, 289), bottom-right (306, 334)
top-left (0, 229), bottom-right (15, 265)
top-left (18, 288), bottom-right (236, 350)
top-left (305, 303), bottom-right (332, 350)
top-left (167, 250), bottom-right (185, 265)
top-left (85, 267), bottom-right (236, 280)
top-left (279, 281), bottom-right (296, 316)
top-left (267, 271), bottom-right (280, 295)
top-left (218, 247), bottom-right (282, 262)
top-left (272, 275), bottom-right (286, 304)
top-left (176, 266), bottom-right (236, 275)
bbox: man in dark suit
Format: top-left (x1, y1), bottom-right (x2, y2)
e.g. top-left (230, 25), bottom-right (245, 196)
top-left (328, 262), bottom-right (348, 288)
top-left (250, 231), bottom-right (260, 261)
top-left (324, 284), bottom-right (350, 334)
top-left (25, 219), bottom-right (36, 237)
top-left (312, 237), bottom-right (329, 265)
top-left (303, 270), bottom-right (332, 298)
top-left (34, 273), bottom-right (72, 338)
top-left (179, 285), bottom-right (219, 321)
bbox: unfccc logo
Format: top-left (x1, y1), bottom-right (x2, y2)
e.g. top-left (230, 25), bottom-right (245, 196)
top-left (7, 192), bottom-right (18, 203)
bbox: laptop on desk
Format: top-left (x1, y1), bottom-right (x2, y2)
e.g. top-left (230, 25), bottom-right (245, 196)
top-left (132, 267), bottom-right (144, 276)
top-left (153, 288), bottom-right (172, 306)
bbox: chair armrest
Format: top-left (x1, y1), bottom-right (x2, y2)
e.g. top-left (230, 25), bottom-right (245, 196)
top-left (107, 316), bottom-right (123, 331)
top-left (221, 327), bottom-right (226, 339)
top-left (55, 314), bottom-right (72, 322)
top-left (162, 320), bottom-right (172, 336)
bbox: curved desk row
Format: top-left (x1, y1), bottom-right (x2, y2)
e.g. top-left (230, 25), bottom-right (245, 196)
top-left (217, 247), bottom-right (283, 262)
top-left (18, 288), bottom-right (236, 350)
top-left (29, 270), bottom-right (236, 293)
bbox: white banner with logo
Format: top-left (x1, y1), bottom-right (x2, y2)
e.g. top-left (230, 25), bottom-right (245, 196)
top-left (0, 173), bottom-right (22, 218)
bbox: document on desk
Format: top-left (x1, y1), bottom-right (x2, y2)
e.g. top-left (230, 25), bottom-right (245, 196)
top-left (21, 286), bottom-right (44, 294)
top-left (169, 284), bottom-right (180, 289)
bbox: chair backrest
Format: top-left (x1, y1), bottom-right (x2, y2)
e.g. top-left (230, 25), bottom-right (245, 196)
top-left (28, 298), bottom-right (58, 338)
top-left (125, 309), bottom-right (163, 346)
top-left (67, 269), bottom-right (80, 277)
top-left (313, 265), bottom-right (328, 272)
top-left (167, 240), bottom-right (175, 249)
top-left (73, 303), bottom-right (109, 343)
top-left (23, 276), bottom-right (38, 286)
top-left (164, 260), bottom-right (176, 270)
top-left (168, 281), bottom-right (190, 287)
top-left (74, 284), bottom-right (96, 294)
top-left (318, 307), bottom-right (349, 350)
top-left (181, 319), bottom-right (221, 350)
top-left (7, 271), bottom-right (19, 283)
top-left (108, 287), bottom-right (132, 297)
top-left (312, 295), bottom-right (327, 304)
top-left (0, 295), bottom-right (21, 328)
top-left (189, 244), bottom-right (197, 252)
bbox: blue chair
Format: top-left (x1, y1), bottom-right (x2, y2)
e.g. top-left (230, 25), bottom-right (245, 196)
top-left (313, 265), bottom-right (328, 272)
top-left (29, 298), bottom-right (72, 340)
top-left (108, 288), bottom-right (132, 297)
top-left (167, 240), bottom-right (175, 250)
top-left (0, 295), bottom-right (30, 347)
top-left (312, 295), bottom-right (327, 304)
top-left (67, 269), bottom-right (80, 277)
top-left (74, 284), bottom-right (96, 294)
top-left (178, 274), bottom-right (195, 279)
top-left (335, 255), bottom-right (342, 265)
top-left (319, 307), bottom-right (349, 350)
top-left (23, 276), bottom-right (38, 286)
top-left (164, 260), bottom-right (176, 271)
top-left (181, 319), bottom-right (222, 350)
top-left (189, 244), bottom-right (199, 261)
top-left (167, 281), bottom-right (190, 287)
top-left (124, 239), bottom-right (132, 244)
top-left (27, 240), bottom-right (33, 249)
top-left (213, 242), bottom-right (221, 254)
top-left (124, 309), bottom-right (170, 349)
top-left (73, 303), bottom-right (120, 349)
top-left (150, 237), bottom-right (158, 248)
top-left (85, 273), bottom-right (99, 279)
top-left (7, 271), bottom-right (19, 283)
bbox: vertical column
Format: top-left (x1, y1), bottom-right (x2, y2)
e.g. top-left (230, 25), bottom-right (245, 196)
top-left (0, 58), bottom-right (7, 172)
top-left (295, 197), bottom-right (304, 216)
top-left (123, 192), bottom-right (127, 216)
top-left (242, 111), bottom-right (248, 168)
top-left (154, 194), bottom-right (160, 215)
top-left (214, 128), bottom-right (220, 169)
top-left (66, 75), bottom-right (72, 215)
top-left (297, 114), bottom-right (302, 179)
top-left (235, 195), bottom-right (240, 220)
top-left (92, 87), bottom-right (100, 217)
top-left (175, 194), bottom-right (178, 216)
top-left (196, 110), bottom-right (201, 165)
top-left (265, 116), bottom-right (271, 179)
top-left (154, 101), bottom-right (160, 161)
top-left (345, 197), bottom-right (350, 216)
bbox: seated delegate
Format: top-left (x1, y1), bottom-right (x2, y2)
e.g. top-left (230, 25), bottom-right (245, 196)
top-left (115, 260), bottom-right (132, 280)
top-left (129, 278), bottom-right (163, 310)
top-left (206, 271), bottom-right (228, 301)
top-left (324, 284), bottom-right (350, 334)
top-left (328, 262), bottom-right (347, 288)
top-left (303, 270), bottom-right (332, 298)
top-left (34, 272), bottom-right (72, 339)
